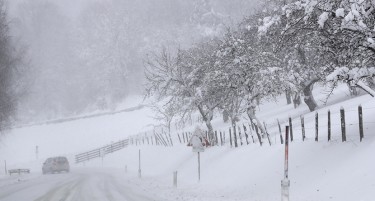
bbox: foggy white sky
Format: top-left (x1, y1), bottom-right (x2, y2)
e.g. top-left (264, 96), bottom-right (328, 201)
top-left (6, 0), bottom-right (258, 122)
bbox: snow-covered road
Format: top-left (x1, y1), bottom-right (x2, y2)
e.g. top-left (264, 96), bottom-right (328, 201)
top-left (0, 168), bottom-right (158, 201)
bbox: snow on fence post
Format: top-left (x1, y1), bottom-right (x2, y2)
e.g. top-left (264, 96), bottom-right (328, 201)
top-left (328, 110), bottom-right (331, 142)
top-left (277, 119), bottom-right (284, 144)
top-left (233, 126), bottom-right (238, 148)
top-left (300, 116), bottom-right (305, 141)
top-left (238, 126), bottom-right (243, 146)
top-left (281, 125), bottom-right (290, 201)
top-left (263, 122), bottom-right (272, 146)
top-left (254, 124), bottom-right (263, 146)
top-left (243, 124), bottom-right (250, 145)
top-left (229, 128), bottom-right (233, 147)
top-left (358, 105), bottom-right (364, 142)
top-left (340, 107), bottom-right (346, 142)
top-left (315, 112), bottom-right (319, 142)
top-left (288, 117), bottom-right (293, 142)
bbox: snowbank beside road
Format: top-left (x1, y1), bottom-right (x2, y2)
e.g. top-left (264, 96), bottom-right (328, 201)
top-left (1, 84), bottom-right (375, 200)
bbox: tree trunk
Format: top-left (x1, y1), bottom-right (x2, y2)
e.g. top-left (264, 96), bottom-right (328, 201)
top-left (292, 93), bottom-right (301, 108)
top-left (367, 77), bottom-right (375, 89)
top-left (222, 110), bottom-right (229, 123)
top-left (285, 90), bottom-right (292, 104)
top-left (204, 119), bottom-right (214, 144)
top-left (346, 83), bottom-right (359, 96)
top-left (197, 105), bottom-right (215, 144)
top-left (302, 80), bottom-right (318, 111)
top-left (246, 101), bottom-right (265, 136)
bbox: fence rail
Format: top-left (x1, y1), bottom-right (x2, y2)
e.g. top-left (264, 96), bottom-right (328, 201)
top-left (75, 139), bottom-right (129, 164)
top-left (75, 104), bottom-right (371, 163)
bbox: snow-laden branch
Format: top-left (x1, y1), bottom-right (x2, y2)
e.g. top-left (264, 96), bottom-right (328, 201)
top-left (326, 67), bottom-right (375, 82)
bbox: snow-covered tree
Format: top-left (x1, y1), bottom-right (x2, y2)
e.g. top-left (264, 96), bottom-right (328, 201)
top-left (257, 0), bottom-right (334, 111)
top-left (215, 25), bottom-right (283, 134)
top-left (145, 41), bottom-right (229, 144)
top-left (0, 0), bottom-right (24, 129)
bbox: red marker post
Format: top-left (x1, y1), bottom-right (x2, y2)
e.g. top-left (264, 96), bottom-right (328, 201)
top-left (281, 126), bottom-right (290, 201)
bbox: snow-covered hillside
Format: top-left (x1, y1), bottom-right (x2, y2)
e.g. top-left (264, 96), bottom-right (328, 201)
top-left (1, 84), bottom-right (375, 201)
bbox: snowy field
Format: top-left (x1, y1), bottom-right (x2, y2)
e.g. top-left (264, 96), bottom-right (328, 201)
top-left (1, 84), bottom-right (375, 201)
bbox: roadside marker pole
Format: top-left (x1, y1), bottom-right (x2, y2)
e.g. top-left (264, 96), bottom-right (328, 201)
top-left (138, 149), bottom-right (141, 178)
top-left (281, 126), bottom-right (290, 201)
top-left (173, 171), bottom-right (178, 187)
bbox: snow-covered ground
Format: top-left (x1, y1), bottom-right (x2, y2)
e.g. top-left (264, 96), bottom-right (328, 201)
top-left (1, 84), bottom-right (375, 201)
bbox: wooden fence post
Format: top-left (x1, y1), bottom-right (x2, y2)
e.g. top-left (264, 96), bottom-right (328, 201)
top-left (233, 125), bottom-right (238, 147)
top-left (220, 132), bottom-right (223, 146)
top-left (168, 132), bottom-right (173, 146)
top-left (248, 123), bottom-right (255, 143)
top-left (358, 105), bottom-right (364, 142)
top-left (243, 124), bottom-right (250, 145)
top-left (277, 119), bottom-right (284, 144)
top-left (340, 107), bottom-right (346, 142)
top-left (229, 128), bottom-right (233, 147)
top-left (328, 110), bottom-right (331, 142)
top-left (215, 131), bottom-right (218, 146)
top-left (223, 131), bottom-right (226, 145)
top-left (315, 112), bottom-right (318, 142)
top-left (288, 117), bottom-right (293, 142)
top-left (154, 131), bottom-right (159, 146)
top-left (177, 133), bottom-right (182, 143)
top-left (263, 122), bottom-right (272, 146)
top-left (300, 116), bottom-right (305, 141)
top-left (238, 126), bottom-right (243, 146)
top-left (173, 171), bottom-right (178, 188)
top-left (254, 124), bottom-right (263, 146)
